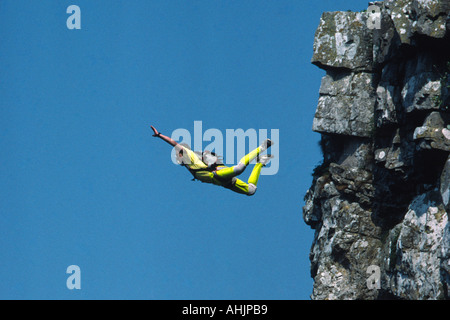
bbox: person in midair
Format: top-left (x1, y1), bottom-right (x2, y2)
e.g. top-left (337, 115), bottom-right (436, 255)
top-left (150, 125), bottom-right (274, 196)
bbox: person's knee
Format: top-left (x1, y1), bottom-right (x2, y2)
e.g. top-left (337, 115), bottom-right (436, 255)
top-left (233, 162), bottom-right (246, 175)
top-left (247, 183), bottom-right (257, 196)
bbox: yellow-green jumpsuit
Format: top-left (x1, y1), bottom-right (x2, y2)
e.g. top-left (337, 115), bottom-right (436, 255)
top-left (179, 146), bottom-right (264, 196)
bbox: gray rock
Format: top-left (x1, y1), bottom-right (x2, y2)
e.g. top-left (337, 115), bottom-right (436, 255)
top-left (311, 11), bottom-right (373, 71)
top-left (313, 72), bottom-right (376, 137)
top-left (382, 192), bottom-right (448, 299)
top-left (441, 156), bottom-right (450, 211)
top-left (414, 112), bottom-right (450, 151)
top-left (372, 3), bottom-right (402, 66)
top-left (383, 0), bottom-right (450, 45)
top-left (411, 0), bottom-right (450, 39)
top-left (401, 55), bottom-right (442, 113)
top-left (304, 1), bottom-right (450, 300)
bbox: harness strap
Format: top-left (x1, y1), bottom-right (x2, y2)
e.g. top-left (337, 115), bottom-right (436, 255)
top-left (184, 165), bottom-right (216, 181)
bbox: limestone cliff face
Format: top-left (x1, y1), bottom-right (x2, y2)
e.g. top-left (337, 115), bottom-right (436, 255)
top-left (303, 0), bottom-right (450, 300)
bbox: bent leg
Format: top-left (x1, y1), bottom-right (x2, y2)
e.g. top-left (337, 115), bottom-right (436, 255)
top-left (239, 162), bottom-right (264, 196)
top-left (239, 146), bottom-right (261, 167)
top-left (214, 165), bottom-right (236, 180)
top-left (228, 163), bottom-right (263, 196)
top-left (248, 162), bottom-right (264, 186)
top-left (215, 146), bottom-right (263, 180)
top-left (229, 178), bottom-right (257, 196)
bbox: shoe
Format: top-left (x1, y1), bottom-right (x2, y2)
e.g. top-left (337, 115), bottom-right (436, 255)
top-left (257, 154), bottom-right (274, 166)
top-left (260, 139), bottom-right (273, 152)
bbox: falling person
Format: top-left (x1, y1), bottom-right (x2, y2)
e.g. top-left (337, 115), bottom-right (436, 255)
top-left (150, 125), bottom-right (274, 196)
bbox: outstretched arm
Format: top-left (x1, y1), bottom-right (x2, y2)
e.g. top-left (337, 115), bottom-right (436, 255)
top-left (150, 125), bottom-right (182, 151)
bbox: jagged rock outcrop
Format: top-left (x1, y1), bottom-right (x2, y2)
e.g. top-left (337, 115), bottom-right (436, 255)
top-left (303, 0), bottom-right (450, 300)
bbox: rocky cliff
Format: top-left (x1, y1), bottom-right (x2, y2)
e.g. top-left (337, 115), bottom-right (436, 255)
top-left (303, 0), bottom-right (450, 300)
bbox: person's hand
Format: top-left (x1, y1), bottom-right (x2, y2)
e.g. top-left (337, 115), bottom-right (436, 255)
top-left (150, 125), bottom-right (161, 137)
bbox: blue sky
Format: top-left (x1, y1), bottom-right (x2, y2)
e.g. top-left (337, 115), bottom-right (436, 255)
top-left (0, 1), bottom-right (368, 299)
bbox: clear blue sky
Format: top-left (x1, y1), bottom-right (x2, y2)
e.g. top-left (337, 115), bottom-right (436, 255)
top-left (0, 0), bottom-right (368, 299)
